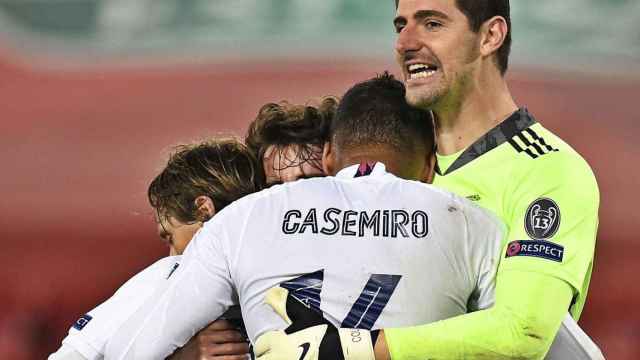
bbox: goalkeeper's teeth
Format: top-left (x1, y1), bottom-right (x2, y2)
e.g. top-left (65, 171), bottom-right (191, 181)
top-left (407, 63), bottom-right (437, 80)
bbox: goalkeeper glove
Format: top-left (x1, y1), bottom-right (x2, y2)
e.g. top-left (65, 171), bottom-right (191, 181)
top-left (254, 286), bottom-right (379, 360)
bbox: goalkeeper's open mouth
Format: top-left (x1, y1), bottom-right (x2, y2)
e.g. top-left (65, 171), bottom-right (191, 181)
top-left (404, 59), bottom-right (440, 86)
top-left (408, 63), bottom-right (437, 78)
top-left (405, 61), bottom-right (440, 85)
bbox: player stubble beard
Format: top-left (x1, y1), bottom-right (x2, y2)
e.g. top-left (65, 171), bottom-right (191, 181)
top-left (406, 62), bottom-right (478, 117)
top-left (405, 41), bottom-right (482, 116)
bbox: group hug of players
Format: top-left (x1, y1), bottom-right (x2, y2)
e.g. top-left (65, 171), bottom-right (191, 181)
top-left (50, 1), bottom-right (604, 359)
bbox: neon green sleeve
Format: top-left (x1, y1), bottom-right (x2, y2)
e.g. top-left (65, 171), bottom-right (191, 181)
top-left (500, 150), bottom-right (599, 319)
top-left (384, 270), bottom-right (573, 360)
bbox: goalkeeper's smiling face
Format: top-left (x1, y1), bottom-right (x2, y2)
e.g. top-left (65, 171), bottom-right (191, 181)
top-left (393, 0), bottom-right (483, 110)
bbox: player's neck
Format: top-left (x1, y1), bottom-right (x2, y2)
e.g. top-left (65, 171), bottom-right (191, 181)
top-left (337, 149), bottom-right (422, 181)
top-left (433, 72), bottom-right (517, 156)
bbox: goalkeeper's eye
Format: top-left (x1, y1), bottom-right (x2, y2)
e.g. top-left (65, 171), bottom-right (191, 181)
top-left (423, 20), bottom-right (443, 30)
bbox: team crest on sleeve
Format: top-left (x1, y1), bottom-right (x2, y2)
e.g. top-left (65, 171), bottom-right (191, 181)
top-left (72, 314), bottom-right (93, 331)
top-left (524, 198), bottom-right (560, 239)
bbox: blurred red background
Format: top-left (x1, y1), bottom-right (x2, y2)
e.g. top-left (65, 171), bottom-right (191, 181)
top-left (0, 54), bottom-right (638, 359)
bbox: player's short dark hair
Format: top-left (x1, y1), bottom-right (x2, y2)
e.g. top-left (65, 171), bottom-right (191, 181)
top-left (332, 72), bottom-right (434, 155)
top-left (148, 138), bottom-right (261, 224)
top-left (395, 0), bottom-right (511, 75)
top-left (245, 98), bottom-right (337, 175)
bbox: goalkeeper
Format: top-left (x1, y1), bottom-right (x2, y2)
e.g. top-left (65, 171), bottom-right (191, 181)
top-left (384, 1), bottom-right (598, 358)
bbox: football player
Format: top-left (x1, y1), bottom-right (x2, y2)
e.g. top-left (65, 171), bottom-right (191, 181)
top-left (377, 1), bottom-right (600, 358)
top-left (245, 97), bottom-right (337, 186)
top-left (49, 139), bottom-right (261, 360)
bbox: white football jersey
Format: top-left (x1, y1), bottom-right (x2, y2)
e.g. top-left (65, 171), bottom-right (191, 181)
top-left (49, 256), bottom-right (181, 360)
top-left (549, 315), bottom-right (605, 360)
top-left (105, 163), bottom-right (504, 359)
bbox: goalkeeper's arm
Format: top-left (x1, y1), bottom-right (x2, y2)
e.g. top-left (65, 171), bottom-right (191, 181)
top-left (376, 270), bottom-right (573, 360)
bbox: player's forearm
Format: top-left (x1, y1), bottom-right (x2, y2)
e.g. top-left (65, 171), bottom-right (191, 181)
top-left (379, 308), bottom-right (554, 359)
top-left (379, 271), bottom-right (573, 360)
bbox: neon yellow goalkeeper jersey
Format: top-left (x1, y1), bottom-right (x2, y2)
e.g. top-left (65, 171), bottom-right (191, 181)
top-left (433, 108), bottom-right (599, 319)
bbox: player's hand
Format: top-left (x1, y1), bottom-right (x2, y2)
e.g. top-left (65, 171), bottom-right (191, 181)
top-left (254, 286), bottom-right (376, 360)
top-left (168, 319), bottom-right (250, 360)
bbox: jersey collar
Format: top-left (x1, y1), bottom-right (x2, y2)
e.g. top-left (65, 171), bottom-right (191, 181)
top-left (336, 162), bottom-right (388, 178)
top-left (436, 107), bottom-right (537, 175)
